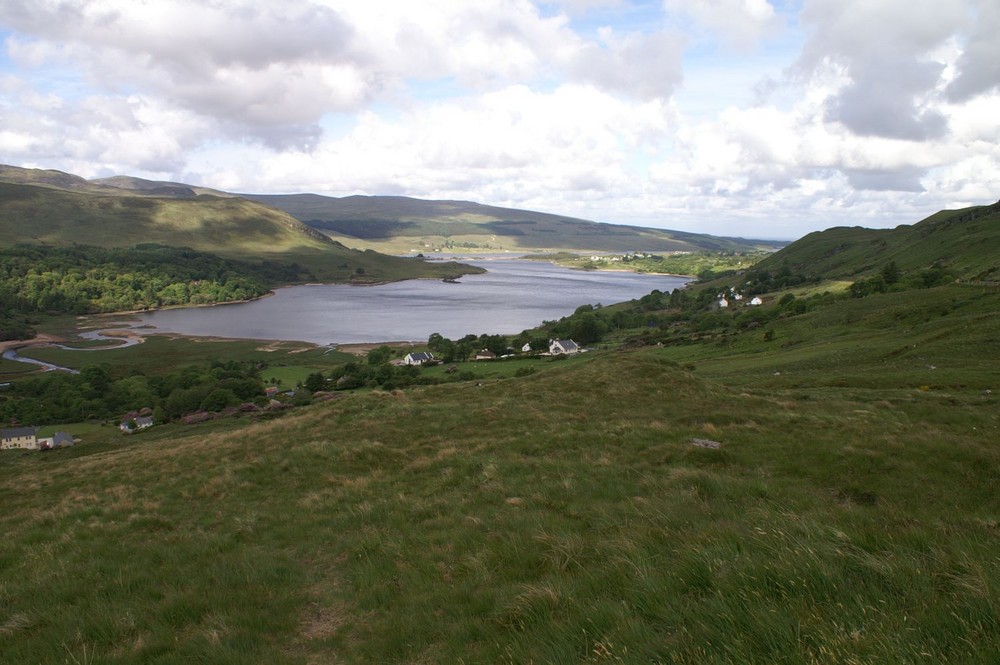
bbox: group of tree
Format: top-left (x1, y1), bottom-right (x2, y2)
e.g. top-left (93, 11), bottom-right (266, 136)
top-left (849, 261), bottom-right (953, 298)
top-left (0, 359), bottom-right (266, 426)
top-left (0, 243), bottom-right (314, 317)
top-left (0, 308), bottom-right (35, 341)
top-left (426, 333), bottom-right (513, 362)
top-left (740, 264), bottom-right (817, 295)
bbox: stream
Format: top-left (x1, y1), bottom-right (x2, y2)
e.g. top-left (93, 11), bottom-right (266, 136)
top-left (2, 327), bottom-right (143, 374)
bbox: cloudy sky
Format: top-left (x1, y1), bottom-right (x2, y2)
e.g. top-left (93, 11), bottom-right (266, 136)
top-left (1, 0), bottom-right (998, 239)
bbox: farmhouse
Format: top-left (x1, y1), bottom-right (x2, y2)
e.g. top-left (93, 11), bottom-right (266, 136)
top-left (404, 352), bottom-right (435, 366)
top-left (1, 426), bottom-right (38, 450)
top-left (474, 349), bottom-right (496, 361)
top-left (120, 415), bottom-right (154, 434)
top-left (38, 432), bottom-right (74, 450)
top-left (549, 339), bottom-right (580, 355)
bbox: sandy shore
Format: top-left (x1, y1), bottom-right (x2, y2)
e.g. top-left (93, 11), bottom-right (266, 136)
top-left (0, 333), bottom-right (67, 353)
top-left (335, 341), bottom-right (420, 356)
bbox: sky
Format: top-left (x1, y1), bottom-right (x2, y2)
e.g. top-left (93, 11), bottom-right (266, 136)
top-left (1, 0), bottom-right (998, 240)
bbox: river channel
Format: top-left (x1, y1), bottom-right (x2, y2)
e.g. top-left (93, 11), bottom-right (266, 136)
top-left (135, 259), bottom-right (690, 345)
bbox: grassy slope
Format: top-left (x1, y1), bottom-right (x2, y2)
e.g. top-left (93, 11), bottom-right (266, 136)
top-left (752, 200), bottom-right (1000, 281)
top-left (0, 180), bottom-right (480, 283)
top-left (2, 293), bottom-right (998, 661)
top-left (242, 193), bottom-right (785, 254)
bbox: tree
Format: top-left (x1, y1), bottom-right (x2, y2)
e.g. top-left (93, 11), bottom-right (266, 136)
top-left (427, 333), bottom-right (446, 353)
top-left (570, 311), bottom-right (608, 345)
top-left (881, 261), bottom-right (900, 285)
top-left (201, 387), bottom-right (238, 412)
top-left (304, 372), bottom-right (326, 393)
top-left (367, 345), bottom-right (393, 366)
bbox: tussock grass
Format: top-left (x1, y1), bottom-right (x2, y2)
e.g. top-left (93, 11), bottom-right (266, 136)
top-left (1, 350), bottom-right (997, 662)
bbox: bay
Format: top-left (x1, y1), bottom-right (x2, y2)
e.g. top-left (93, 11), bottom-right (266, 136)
top-left (136, 259), bottom-right (689, 345)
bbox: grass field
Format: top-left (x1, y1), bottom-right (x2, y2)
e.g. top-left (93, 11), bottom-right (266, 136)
top-left (10, 335), bottom-right (356, 377)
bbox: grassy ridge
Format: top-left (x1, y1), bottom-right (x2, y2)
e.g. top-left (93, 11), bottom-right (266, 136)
top-left (1, 340), bottom-right (997, 662)
top-left (752, 200), bottom-right (1000, 281)
top-left (0, 182), bottom-right (334, 254)
top-left (242, 193), bottom-right (786, 254)
top-left (0, 180), bottom-right (482, 284)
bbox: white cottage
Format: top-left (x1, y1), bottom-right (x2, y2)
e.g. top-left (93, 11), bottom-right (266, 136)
top-left (549, 339), bottom-right (580, 355)
top-left (403, 351), bottom-right (435, 366)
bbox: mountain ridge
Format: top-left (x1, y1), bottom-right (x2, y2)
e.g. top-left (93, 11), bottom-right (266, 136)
top-left (240, 191), bottom-right (786, 253)
top-left (0, 165), bottom-right (786, 253)
top-left (0, 165), bottom-right (480, 283)
top-left (748, 198), bottom-right (1000, 282)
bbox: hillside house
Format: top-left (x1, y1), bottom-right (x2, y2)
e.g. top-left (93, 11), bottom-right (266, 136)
top-left (521, 342), bottom-right (533, 353)
top-left (749, 296), bottom-right (763, 306)
top-left (474, 349), bottom-right (496, 361)
top-left (38, 432), bottom-right (74, 450)
top-left (1, 426), bottom-right (38, 450)
top-left (120, 416), bottom-right (154, 434)
top-left (549, 339), bottom-right (580, 355)
top-left (404, 351), bottom-right (435, 366)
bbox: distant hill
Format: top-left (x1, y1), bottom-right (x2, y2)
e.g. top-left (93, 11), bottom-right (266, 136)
top-left (0, 166), bottom-right (479, 283)
top-left (9, 167), bottom-right (785, 254)
top-left (750, 200), bottom-right (1000, 282)
top-left (240, 193), bottom-right (785, 254)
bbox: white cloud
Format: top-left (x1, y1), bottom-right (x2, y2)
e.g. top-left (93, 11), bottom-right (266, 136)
top-left (945, 0), bottom-right (1000, 101)
top-left (665, 0), bottom-right (782, 51)
top-left (794, 0), bottom-right (967, 142)
top-left (195, 84), bottom-right (671, 205)
top-left (571, 27), bottom-right (685, 99)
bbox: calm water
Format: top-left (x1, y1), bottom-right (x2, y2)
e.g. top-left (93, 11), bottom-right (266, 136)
top-left (136, 260), bottom-right (689, 345)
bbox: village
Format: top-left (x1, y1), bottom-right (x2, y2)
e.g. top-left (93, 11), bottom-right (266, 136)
top-left (396, 338), bottom-right (581, 365)
top-left (1, 339), bottom-right (585, 452)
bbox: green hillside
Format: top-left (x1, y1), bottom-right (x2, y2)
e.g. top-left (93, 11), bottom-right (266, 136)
top-left (750, 200), bottom-right (1000, 282)
top-left (242, 193), bottom-right (785, 254)
top-left (0, 168), bottom-right (481, 283)
top-left (0, 182), bottom-right (335, 254)
top-left (0, 165), bottom-right (785, 256)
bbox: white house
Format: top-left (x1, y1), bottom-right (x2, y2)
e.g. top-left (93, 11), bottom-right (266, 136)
top-left (549, 339), bottom-right (580, 355)
top-left (521, 342), bottom-right (533, 353)
top-left (1, 426), bottom-right (38, 450)
top-left (749, 296), bottom-right (763, 306)
top-left (717, 297), bottom-right (729, 308)
top-left (403, 351), bottom-right (435, 366)
top-left (120, 416), bottom-right (154, 434)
